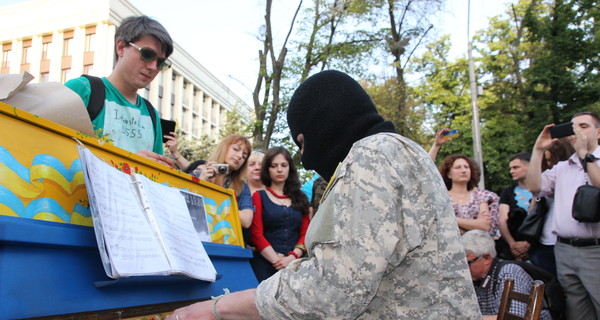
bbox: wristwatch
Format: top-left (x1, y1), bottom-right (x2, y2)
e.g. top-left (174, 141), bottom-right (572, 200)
top-left (581, 153), bottom-right (597, 167)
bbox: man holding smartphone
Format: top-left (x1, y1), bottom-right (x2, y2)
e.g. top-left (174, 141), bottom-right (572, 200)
top-left (527, 111), bottom-right (600, 319)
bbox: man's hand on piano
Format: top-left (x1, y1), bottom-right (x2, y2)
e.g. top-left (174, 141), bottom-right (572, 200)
top-left (136, 150), bottom-right (175, 168)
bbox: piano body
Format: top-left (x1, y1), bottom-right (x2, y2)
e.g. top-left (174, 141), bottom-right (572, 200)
top-left (0, 101), bottom-right (258, 319)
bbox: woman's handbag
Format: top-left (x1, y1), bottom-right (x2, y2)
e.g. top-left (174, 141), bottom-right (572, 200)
top-left (572, 183), bottom-right (600, 223)
top-left (518, 197), bottom-right (548, 243)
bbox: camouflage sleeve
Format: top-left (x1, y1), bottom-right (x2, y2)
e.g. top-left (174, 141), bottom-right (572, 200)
top-left (255, 137), bottom-right (419, 319)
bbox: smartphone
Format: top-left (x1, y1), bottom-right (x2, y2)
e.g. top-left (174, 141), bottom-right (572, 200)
top-left (550, 122), bottom-right (574, 139)
top-left (443, 129), bottom-right (459, 139)
top-left (160, 119), bottom-right (176, 143)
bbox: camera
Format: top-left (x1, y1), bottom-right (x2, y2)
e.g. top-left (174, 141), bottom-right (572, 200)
top-left (190, 163), bottom-right (229, 178)
top-left (211, 164), bottom-right (230, 175)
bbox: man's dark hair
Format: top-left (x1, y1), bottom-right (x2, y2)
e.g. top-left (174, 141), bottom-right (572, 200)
top-left (572, 111), bottom-right (600, 128)
top-left (114, 15), bottom-right (173, 61)
top-left (509, 152), bottom-right (531, 163)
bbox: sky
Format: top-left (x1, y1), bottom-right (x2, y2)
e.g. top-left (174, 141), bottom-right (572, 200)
top-left (125, 0), bottom-right (515, 105)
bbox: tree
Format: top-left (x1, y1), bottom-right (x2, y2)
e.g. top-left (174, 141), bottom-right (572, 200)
top-left (260, 0), bottom-right (382, 154)
top-left (381, 0), bottom-right (440, 137)
top-left (251, 0), bottom-right (303, 150)
top-left (252, 0), bottom-right (445, 150)
top-left (220, 108), bottom-right (253, 139)
top-left (289, 0), bottom-right (379, 82)
top-left (411, 36), bottom-right (476, 157)
top-left (417, 0), bottom-right (599, 192)
top-left (363, 78), bottom-right (429, 145)
top-left (166, 131), bottom-right (215, 169)
top-left (523, 0), bottom-right (600, 120)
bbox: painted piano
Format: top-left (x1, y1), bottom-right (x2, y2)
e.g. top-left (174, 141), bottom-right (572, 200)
top-left (0, 101), bottom-right (257, 319)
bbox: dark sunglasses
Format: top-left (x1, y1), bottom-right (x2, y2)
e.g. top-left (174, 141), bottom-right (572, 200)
top-left (128, 42), bottom-right (171, 71)
top-left (467, 255), bottom-right (484, 265)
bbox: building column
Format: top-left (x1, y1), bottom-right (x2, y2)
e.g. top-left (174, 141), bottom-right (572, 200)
top-left (10, 39), bottom-right (19, 74)
top-left (28, 36), bottom-right (41, 80)
top-left (183, 81), bottom-right (194, 139)
top-left (70, 26), bottom-right (85, 79)
top-left (160, 68), bottom-right (173, 119)
top-left (194, 89), bottom-right (204, 139)
top-left (173, 72), bottom-right (183, 125)
top-left (203, 95), bottom-right (213, 137)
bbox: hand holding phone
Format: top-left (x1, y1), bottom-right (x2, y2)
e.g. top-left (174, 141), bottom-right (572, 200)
top-left (443, 129), bottom-right (459, 139)
top-left (550, 122), bottom-right (574, 139)
top-left (160, 119), bottom-right (177, 143)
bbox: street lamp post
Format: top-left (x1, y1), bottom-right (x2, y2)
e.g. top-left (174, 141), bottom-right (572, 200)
top-left (467, 0), bottom-right (485, 189)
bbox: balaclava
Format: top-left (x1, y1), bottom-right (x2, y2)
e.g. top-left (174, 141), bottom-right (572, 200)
top-left (287, 70), bottom-right (396, 181)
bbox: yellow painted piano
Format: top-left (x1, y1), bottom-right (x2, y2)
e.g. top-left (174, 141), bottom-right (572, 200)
top-left (0, 101), bottom-right (257, 319)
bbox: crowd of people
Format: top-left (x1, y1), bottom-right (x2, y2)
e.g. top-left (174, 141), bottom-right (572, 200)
top-left (63, 13), bottom-right (600, 320)
top-left (427, 112), bottom-right (600, 319)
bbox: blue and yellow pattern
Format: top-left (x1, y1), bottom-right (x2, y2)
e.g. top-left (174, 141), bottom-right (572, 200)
top-left (204, 197), bottom-right (238, 245)
top-left (0, 146), bottom-right (91, 225)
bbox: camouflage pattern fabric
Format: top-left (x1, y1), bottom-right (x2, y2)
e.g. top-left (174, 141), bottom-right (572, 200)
top-left (255, 133), bottom-right (482, 319)
top-left (310, 176), bottom-right (327, 213)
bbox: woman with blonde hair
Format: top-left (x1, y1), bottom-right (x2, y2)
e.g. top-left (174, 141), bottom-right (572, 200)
top-left (195, 134), bottom-right (253, 229)
top-left (246, 150), bottom-right (266, 195)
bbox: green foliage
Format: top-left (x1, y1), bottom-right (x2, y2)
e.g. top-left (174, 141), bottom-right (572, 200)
top-left (219, 108), bottom-right (253, 140)
top-left (167, 130), bottom-right (215, 164)
top-left (523, 0), bottom-right (600, 119)
top-left (412, 0), bottom-right (599, 192)
top-left (363, 78), bottom-right (429, 145)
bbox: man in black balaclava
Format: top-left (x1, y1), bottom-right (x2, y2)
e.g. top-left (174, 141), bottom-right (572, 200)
top-left (286, 70), bottom-right (395, 181)
top-left (171, 70), bottom-right (482, 319)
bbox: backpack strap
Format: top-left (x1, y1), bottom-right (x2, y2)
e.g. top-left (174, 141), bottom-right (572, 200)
top-left (81, 74), bottom-right (158, 137)
top-left (81, 74), bottom-right (105, 122)
top-left (142, 97), bottom-right (158, 136)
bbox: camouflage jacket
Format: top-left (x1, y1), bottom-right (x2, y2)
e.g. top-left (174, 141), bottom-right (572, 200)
top-left (255, 133), bottom-right (481, 319)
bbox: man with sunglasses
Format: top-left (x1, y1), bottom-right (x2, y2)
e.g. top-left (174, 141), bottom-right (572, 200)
top-left (65, 15), bottom-right (173, 165)
top-left (461, 230), bottom-right (552, 320)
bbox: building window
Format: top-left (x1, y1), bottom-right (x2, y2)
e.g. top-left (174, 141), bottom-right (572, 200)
top-left (83, 65), bottom-right (94, 75)
top-left (41, 35), bottom-right (52, 61)
top-left (2, 43), bottom-right (12, 69)
top-left (83, 27), bottom-right (95, 73)
top-left (84, 26), bottom-right (96, 52)
top-left (21, 40), bottom-right (32, 64)
top-left (40, 72), bottom-right (50, 83)
top-left (84, 34), bottom-right (95, 52)
top-left (61, 68), bottom-right (71, 83)
top-left (63, 38), bottom-right (72, 56)
top-left (63, 31), bottom-right (74, 57)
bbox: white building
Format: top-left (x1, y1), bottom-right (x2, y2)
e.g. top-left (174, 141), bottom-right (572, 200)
top-left (0, 0), bottom-right (251, 140)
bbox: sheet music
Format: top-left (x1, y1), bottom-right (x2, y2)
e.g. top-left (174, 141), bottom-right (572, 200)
top-left (78, 147), bottom-right (171, 277)
top-left (180, 189), bottom-right (211, 242)
top-left (137, 174), bottom-right (216, 281)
